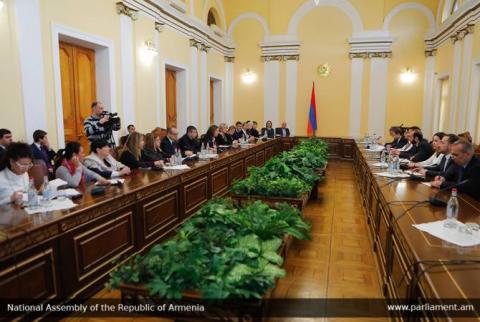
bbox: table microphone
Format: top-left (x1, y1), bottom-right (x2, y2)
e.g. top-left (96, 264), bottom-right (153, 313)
top-left (429, 179), bottom-right (469, 207)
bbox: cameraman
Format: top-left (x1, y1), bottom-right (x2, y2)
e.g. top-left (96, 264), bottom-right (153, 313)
top-left (84, 101), bottom-right (121, 148)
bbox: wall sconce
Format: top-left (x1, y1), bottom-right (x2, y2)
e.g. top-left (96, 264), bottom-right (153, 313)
top-left (242, 69), bottom-right (256, 84)
top-left (314, 0), bottom-right (320, 6)
top-left (400, 68), bottom-right (416, 84)
top-left (144, 40), bottom-right (158, 57)
top-left (0, 0), bottom-right (4, 10)
top-left (139, 40), bottom-right (158, 66)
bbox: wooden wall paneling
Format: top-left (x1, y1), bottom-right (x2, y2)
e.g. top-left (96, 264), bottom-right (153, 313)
top-left (182, 176), bottom-right (209, 218)
top-left (342, 139), bottom-right (354, 159)
top-left (166, 69), bottom-right (177, 128)
top-left (210, 167), bottom-right (229, 197)
top-left (0, 243), bottom-right (59, 300)
top-left (245, 154), bottom-right (256, 172)
top-left (230, 159), bottom-right (245, 182)
top-left (255, 150), bottom-right (265, 167)
top-left (265, 146), bottom-right (273, 161)
top-left (59, 209), bottom-right (135, 296)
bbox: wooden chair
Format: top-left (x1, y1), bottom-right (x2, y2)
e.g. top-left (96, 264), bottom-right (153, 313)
top-left (28, 159), bottom-right (48, 190)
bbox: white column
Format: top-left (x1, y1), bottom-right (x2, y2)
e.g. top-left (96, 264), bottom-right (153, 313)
top-left (457, 32), bottom-right (474, 131)
top-left (14, 0), bottom-right (48, 142)
top-left (225, 60), bottom-right (234, 125)
top-left (199, 48), bottom-right (208, 133)
top-left (367, 57), bottom-right (389, 136)
top-left (285, 59), bottom-right (298, 135)
top-left (190, 43), bottom-right (200, 127)
top-left (263, 59), bottom-right (280, 127)
top-left (154, 31), bottom-right (162, 127)
top-left (349, 57), bottom-right (364, 138)
top-left (421, 53), bottom-right (436, 137)
top-left (120, 14), bottom-right (135, 128)
top-left (449, 40), bottom-right (462, 132)
top-left (466, 63), bottom-right (480, 137)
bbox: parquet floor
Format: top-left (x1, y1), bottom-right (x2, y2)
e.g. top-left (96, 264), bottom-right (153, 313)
top-left (63, 160), bottom-right (388, 322)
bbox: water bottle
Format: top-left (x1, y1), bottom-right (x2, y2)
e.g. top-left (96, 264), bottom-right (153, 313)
top-left (444, 188), bottom-right (459, 228)
top-left (387, 152), bottom-right (394, 175)
top-left (380, 150), bottom-right (387, 168)
top-left (392, 154), bottom-right (400, 174)
top-left (27, 178), bottom-right (39, 208)
top-left (42, 176), bottom-right (53, 205)
top-left (175, 148), bottom-right (182, 165)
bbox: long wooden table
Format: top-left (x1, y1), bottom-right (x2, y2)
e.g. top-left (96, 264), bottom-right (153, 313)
top-left (353, 143), bottom-right (480, 320)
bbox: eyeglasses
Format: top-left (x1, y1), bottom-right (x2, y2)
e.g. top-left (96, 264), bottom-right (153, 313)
top-left (15, 162), bottom-right (33, 169)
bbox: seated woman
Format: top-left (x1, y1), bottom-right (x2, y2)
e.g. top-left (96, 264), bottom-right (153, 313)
top-left (119, 132), bottom-right (163, 169)
top-left (84, 139), bottom-right (131, 178)
top-left (261, 120), bottom-right (275, 138)
top-left (142, 133), bottom-right (168, 163)
top-left (0, 142), bottom-right (33, 205)
top-left (409, 132), bottom-right (445, 168)
top-left (215, 123), bottom-right (232, 146)
top-left (55, 142), bottom-right (108, 188)
top-left (202, 125), bottom-right (219, 149)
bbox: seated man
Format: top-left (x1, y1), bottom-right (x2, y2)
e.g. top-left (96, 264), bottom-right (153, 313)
top-left (120, 124), bottom-right (136, 145)
top-left (249, 121), bottom-right (260, 138)
top-left (408, 131), bottom-right (433, 162)
top-left (386, 126), bottom-right (407, 149)
top-left (178, 126), bottom-right (201, 156)
top-left (431, 140), bottom-right (480, 201)
top-left (160, 127), bottom-right (179, 157)
top-left (30, 130), bottom-right (56, 176)
top-left (392, 126), bottom-right (420, 158)
top-left (84, 139), bottom-right (131, 178)
top-left (275, 122), bottom-right (290, 137)
top-left (0, 128), bottom-right (13, 162)
top-left (414, 134), bottom-right (458, 178)
top-left (232, 121), bottom-right (245, 141)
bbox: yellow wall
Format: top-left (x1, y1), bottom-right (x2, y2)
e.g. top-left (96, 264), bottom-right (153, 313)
top-left (0, 0), bottom-right (24, 141)
top-left (385, 9), bottom-right (430, 138)
top-left (296, 7), bottom-right (352, 137)
top-left (232, 19), bottom-right (264, 124)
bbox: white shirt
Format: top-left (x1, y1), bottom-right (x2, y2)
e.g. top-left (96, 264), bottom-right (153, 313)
top-left (0, 168), bottom-right (29, 205)
top-left (399, 142), bottom-right (413, 152)
top-left (419, 153), bottom-right (444, 167)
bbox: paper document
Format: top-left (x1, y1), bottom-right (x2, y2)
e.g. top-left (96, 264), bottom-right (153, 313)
top-left (375, 172), bottom-right (410, 178)
top-left (25, 198), bottom-right (77, 215)
top-left (49, 178), bottom-right (68, 189)
top-left (164, 165), bottom-right (190, 170)
top-left (413, 220), bottom-right (480, 247)
top-left (371, 162), bottom-right (388, 168)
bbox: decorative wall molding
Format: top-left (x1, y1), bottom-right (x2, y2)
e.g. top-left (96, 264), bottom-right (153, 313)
top-left (125, 0), bottom-right (235, 57)
top-left (155, 21), bottom-right (165, 32)
top-left (169, 0), bottom-right (187, 14)
top-left (288, 0), bottom-right (364, 36)
top-left (425, 0), bottom-right (480, 50)
top-left (383, 2), bottom-right (435, 31)
top-left (227, 12), bottom-right (270, 39)
top-left (224, 56), bottom-right (235, 63)
top-left (349, 31), bottom-right (393, 58)
top-left (260, 35), bottom-right (301, 61)
top-left (116, 1), bottom-right (139, 20)
top-left (425, 49), bottom-right (437, 57)
top-left (450, 24), bottom-right (475, 43)
top-left (202, 0), bottom-right (227, 32)
top-left (261, 55), bottom-right (300, 62)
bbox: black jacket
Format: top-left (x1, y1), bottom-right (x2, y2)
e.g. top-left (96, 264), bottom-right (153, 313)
top-left (30, 143), bottom-right (56, 169)
top-left (216, 133), bottom-right (232, 146)
top-left (410, 139), bottom-right (433, 162)
top-left (275, 127), bottom-right (290, 137)
top-left (387, 137), bottom-right (408, 149)
top-left (119, 150), bottom-right (154, 169)
top-left (141, 149), bottom-right (167, 162)
top-left (160, 137), bottom-right (178, 157)
top-left (426, 155), bottom-right (453, 177)
top-left (0, 146), bottom-right (6, 163)
top-left (178, 135), bottom-right (201, 156)
top-left (248, 128), bottom-right (260, 138)
top-left (232, 130), bottom-right (245, 141)
top-left (441, 155), bottom-right (480, 201)
top-left (261, 128), bottom-right (275, 138)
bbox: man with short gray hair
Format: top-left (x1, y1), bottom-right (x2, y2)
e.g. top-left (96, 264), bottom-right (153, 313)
top-left (431, 139), bottom-right (480, 201)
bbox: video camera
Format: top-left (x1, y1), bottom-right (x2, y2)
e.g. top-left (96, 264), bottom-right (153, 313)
top-left (99, 111), bottom-right (121, 129)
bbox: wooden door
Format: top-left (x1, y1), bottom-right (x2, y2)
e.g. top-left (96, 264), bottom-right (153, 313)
top-left (59, 42), bottom-right (96, 152)
top-left (165, 69), bottom-right (177, 128)
top-left (210, 79), bottom-right (214, 125)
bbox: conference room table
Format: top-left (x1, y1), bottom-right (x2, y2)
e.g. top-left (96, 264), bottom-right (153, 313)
top-left (353, 143), bottom-right (480, 321)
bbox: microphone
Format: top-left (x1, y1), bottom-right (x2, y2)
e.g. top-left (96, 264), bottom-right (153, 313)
top-left (429, 179), bottom-right (469, 207)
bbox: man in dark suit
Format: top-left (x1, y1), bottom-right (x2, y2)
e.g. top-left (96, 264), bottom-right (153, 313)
top-left (408, 132), bottom-right (433, 162)
top-left (0, 129), bottom-right (12, 162)
top-left (249, 121), bottom-right (260, 138)
top-left (178, 126), bottom-right (201, 157)
top-left (417, 134), bottom-right (458, 178)
top-left (386, 126), bottom-right (407, 149)
top-left (160, 127), bottom-right (179, 157)
top-left (275, 122), bottom-right (290, 137)
top-left (232, 121), bottom-right (245, 141)
top-left (431, 140), bottom-right (480, 201)
top-left (120, 124), bottom-right (136, 147)
top-left (30, 130), bottom-right (56, 176)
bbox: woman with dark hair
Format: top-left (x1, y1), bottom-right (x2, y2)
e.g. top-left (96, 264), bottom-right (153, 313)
top-left (119, 132), bottom-right (163, 169)
top-left (202, 125), bottom-right (219, 150)
top-left (261, 120), bottom-right (275, 138)
top-left (386, 126), bottom-right (407, 149)
top-left (409, 132), bottom-right (445, 168)
top-left (0, 142), bottom-right (33, 205)
top-left (55, 142), bottom-right (108, 188)
top-left (142, 133), bottom-right (168, 163)
top-left (84, 139), bottom-right (131, 178)
top-left (215, 123), bottom-right (232, 146)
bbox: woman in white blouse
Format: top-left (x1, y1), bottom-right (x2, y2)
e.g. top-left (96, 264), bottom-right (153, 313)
top-left (409, 132), bottom-right (445, 168)
top-left (0, 142), bottom-right (32, 205)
